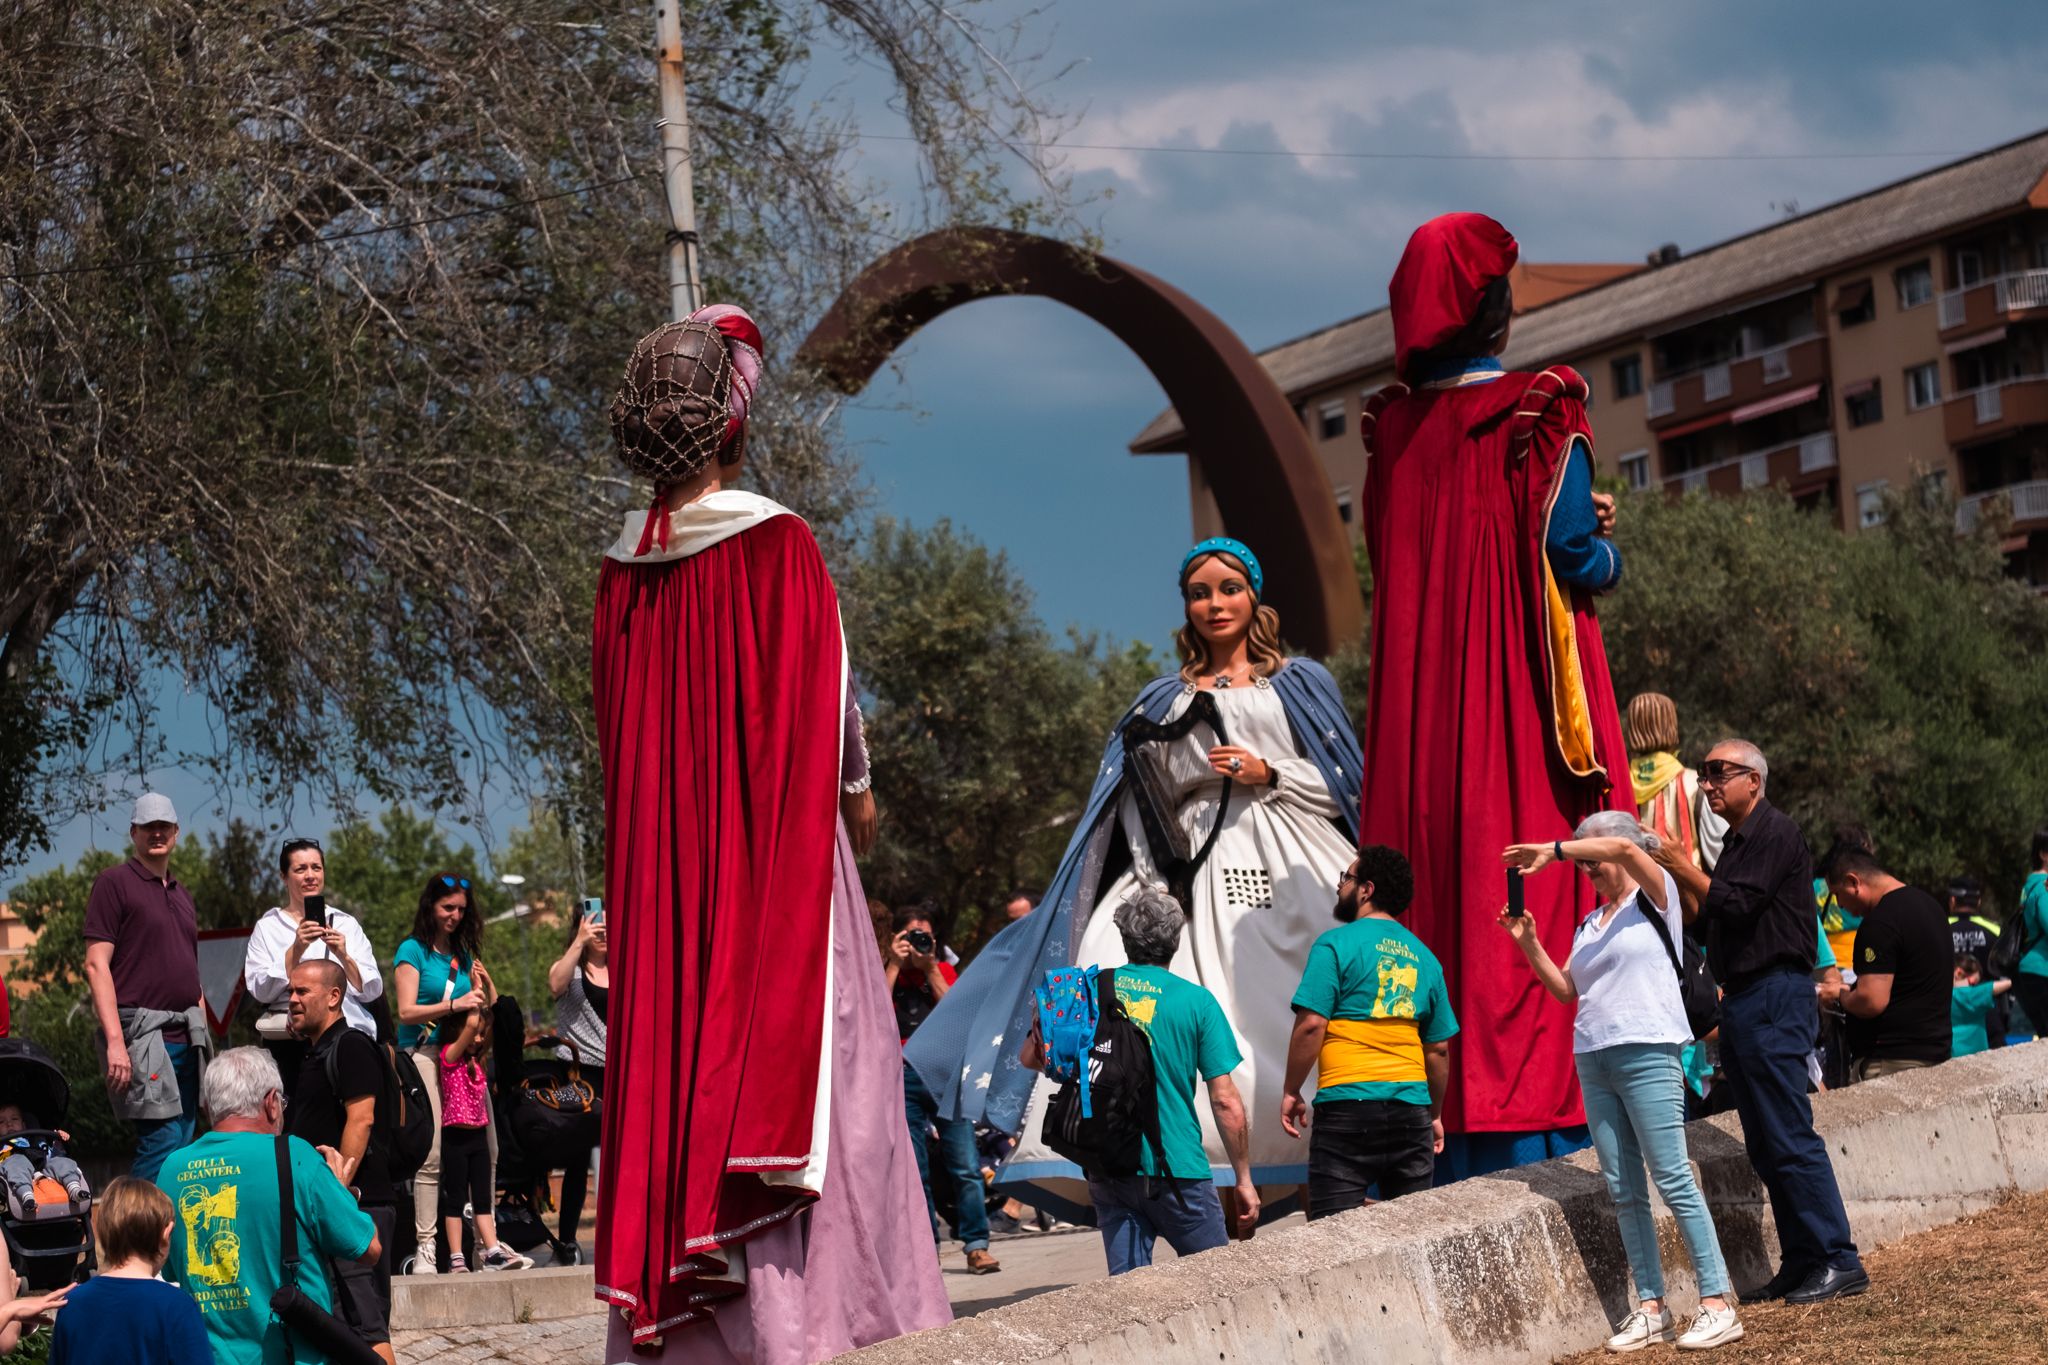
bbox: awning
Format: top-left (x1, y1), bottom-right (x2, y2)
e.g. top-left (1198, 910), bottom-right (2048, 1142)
top-left (1841, 377), bottom-right (1878, 398)
top-left (1731, 382), bottom-right (1823, 424)
top-left (1946, 326), bottom-right (2007, 355)
top-left (1834, 279), bottom-right (1872, 314)
top-left (1657, 409), bottom-right (1733, 440)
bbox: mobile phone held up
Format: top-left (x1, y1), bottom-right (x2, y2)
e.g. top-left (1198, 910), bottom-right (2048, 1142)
top-left (304, 894), bottom-right (327, 928)
top-left (582, 898), bottom-right (605, 929)
top-left (1505, 868), bottom-right (1525, 919)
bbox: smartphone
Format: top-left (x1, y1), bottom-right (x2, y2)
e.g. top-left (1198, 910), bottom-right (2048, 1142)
top-left (304, 894), bottom-right (327, 928)
top-left (1505, 869), bottom-right (1525, 918)
top-left (582, 897), bottom-right (605, 929)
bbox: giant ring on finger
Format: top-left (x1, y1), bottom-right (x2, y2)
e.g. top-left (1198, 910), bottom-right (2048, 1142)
top-left (1229, 757), bottom-right (1243, 773)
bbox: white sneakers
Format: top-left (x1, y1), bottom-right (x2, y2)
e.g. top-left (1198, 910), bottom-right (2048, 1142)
top-left (1605, 1302), bottom-right (1744, 1354)
top-left (404, 1255), bottom-right (438, 1276)
top-left (1605, 1306), bottom-right (1677, 1352)
top-left (1677, 1303), bottom-right (1744, 1351)
top-left (479, 1244), bottom-right (536, 1272)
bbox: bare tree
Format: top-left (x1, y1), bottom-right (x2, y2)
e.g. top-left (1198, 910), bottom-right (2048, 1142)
top-left (0, 0), bottom-right (1079, 870)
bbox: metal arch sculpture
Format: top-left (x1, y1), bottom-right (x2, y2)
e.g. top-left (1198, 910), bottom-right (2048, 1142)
top-left (795, 228), bottom-right (1363, 656)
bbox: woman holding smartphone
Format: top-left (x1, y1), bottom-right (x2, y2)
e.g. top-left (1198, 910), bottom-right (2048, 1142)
top-left (546, 901), bottom-right (609, 1261)
top-left (243, 837), bottom-right (382, 1094)
top-left (1499, 812), bottom-right (1741, 1353)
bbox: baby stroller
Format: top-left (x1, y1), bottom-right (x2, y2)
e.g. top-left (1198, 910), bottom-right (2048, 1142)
top-left (489, 1005), bottom-right (600, 1265)
top-left (0, 1038), bottom-right (97, 1290)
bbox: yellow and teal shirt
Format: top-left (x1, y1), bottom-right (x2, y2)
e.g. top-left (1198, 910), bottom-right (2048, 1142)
top-left (1292, 917), bottom-right (1457, 1107)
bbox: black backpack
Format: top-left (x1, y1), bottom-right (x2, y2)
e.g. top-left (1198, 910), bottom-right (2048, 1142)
top-left (1041, 971), bottom-right (1162, 1178)
top-left (1639, 896), bottom-right (1721, 1041)
top-left (325, 1031), bottom-right (435, 1185)
top-left (1988, 910), bottom-right (2029, 979)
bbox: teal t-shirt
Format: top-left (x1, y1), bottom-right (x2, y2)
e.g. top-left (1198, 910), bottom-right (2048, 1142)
top-left (1111, 965), bottom-right (1242, 1180)
top-left (2021, 873), bottom-right (2048, 979)
top-left (1951, 980), bottom-right (1999, 1058)
top-left (157, 1132), bottom-right (375, 1365)
top-left (393, 936), bottom-right (474, 1048)
top-left (1290, 917), bottom-right (1457, 1107)
top-left (1815, 920), bottom-right (1837, 971)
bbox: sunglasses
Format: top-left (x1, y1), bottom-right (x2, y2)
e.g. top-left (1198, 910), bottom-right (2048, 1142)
top-left (436, 875), bottom-right (472, 891)
top-left (1699, 760), bottom-right (1755, 784)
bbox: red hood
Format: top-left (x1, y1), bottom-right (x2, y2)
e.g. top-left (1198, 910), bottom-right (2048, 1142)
top-left (1389, 213), bottom-right (1519, 381)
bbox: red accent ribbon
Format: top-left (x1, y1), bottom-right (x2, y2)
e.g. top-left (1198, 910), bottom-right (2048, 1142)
top-left (633, 495), bottom-right (671, 556)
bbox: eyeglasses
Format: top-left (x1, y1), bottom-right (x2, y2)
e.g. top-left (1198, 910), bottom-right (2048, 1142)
top-left (1699, 760), bottom-right (1755, 785)
top-left (1338, 868), bottom-right (1359, 885)
top-left (436, 875), bottom-right (472, 891)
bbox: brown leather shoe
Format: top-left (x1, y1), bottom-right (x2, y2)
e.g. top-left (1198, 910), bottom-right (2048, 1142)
top-left (965, 1249), bottom-right (1001, 1275)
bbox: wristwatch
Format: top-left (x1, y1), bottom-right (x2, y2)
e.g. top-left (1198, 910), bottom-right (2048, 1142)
top-left (1554, 839), bottom-right (1566, 863)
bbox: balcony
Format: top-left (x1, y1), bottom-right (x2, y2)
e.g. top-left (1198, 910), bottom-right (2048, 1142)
top-left (1664, 432), bottom-right (1837, 497)
top-left (1943, 374), bottom-right (2048, 446)
top-left (1937, 270), bottom-right (2048, 335)
top-left (1956, 479), bottom-right (2048, 533)
top-left (1644, 334), bottom-right (1829, 431)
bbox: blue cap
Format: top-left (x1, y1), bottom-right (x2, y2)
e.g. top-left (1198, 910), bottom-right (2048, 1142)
top-left (1179, 538), bottom-right (1263, 597)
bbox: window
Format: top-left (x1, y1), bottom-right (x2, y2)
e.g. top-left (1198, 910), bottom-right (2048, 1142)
top-left (1905, 362), bottom-right (1941, 410)
top-left (1845, 380), bottom-right (1883, 427)
top-left (1333, 485), bottom-right (1355, 525)
top-left (1856, 480), bottom-right (1888, 529)
top-left (1618, 450), bottom-right (1650, 490)
top-left (1318, 401), bottom-right (1345, 440)
top-left (2035, 239), bottom-right (2048, 271)
top-left (1895, 260), bottom-right (1933, 309)
top-left (1834, 279), bottom-right (1875, 327)
top-left (1955, 249), bottom-right (1984, 287)
top-left (1609, 354), bottom-right (1643, 400)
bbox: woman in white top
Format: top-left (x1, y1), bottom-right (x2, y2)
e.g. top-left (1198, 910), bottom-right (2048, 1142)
top-left (1500, 811), bottom-right (1741, 1354)
top-left (243, 838), bottom-right (383, 1092)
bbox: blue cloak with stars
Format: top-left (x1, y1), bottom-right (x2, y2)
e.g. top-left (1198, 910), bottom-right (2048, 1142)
top-left (903, 658), bottom-right (1363, 1134)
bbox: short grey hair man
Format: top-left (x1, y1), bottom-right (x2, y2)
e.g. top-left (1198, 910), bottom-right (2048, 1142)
top-left (1715, 738), bottom-right (1768, 790)
top-left (201, 1046), bottom-right (284, 1126)
top-left (1114, 887), bottom-right (1186, 967)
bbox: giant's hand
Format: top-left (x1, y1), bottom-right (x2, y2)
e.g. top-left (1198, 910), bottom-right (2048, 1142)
top-left (1592, 491), bottom-right (1618, 537)
top-left (841, 789), bottom-right (878, 857)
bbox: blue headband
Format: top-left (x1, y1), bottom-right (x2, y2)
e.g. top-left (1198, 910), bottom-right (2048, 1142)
top-left (1180, 537), bottom-right (1263, 597)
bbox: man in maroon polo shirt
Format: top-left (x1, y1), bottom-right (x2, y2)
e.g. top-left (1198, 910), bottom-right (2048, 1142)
top-left (83, 792), bottom-right (204, 1181)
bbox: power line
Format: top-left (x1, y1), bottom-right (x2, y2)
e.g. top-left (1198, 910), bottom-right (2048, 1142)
top-left (854, 131), bottom-right (1972, 165)
top-left (0, 172), bottom-right (652, 285)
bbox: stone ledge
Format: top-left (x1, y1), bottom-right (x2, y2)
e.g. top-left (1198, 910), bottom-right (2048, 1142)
top-left (390, 1264), bottom-right (601, 1330)
top-left (837, 1043), bottom-right (2048, 1365)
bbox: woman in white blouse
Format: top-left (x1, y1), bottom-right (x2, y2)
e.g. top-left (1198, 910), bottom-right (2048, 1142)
top-left (1499, 811), bottom-right (1741, 1354)
top-left (243, 838), bottom-right (383, 1091)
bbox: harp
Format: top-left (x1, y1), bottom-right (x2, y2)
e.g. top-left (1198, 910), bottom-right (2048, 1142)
top-left (1121, 690), bottom-right (1234, 912)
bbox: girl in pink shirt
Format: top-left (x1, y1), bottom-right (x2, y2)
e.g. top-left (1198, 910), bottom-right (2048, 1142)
top-left (438, 1009), bottom-right (531, 1272)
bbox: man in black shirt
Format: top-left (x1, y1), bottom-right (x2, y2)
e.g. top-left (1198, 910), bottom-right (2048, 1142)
top-left (1664, 740), bottom-right (1865, 1305)
top-left (1827, 849), bottom-right (1953, 1079)
top-left (289, 959), bottom-right (397, 1364)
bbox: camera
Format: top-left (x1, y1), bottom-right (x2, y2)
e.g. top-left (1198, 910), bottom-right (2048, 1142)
top-left (903, 928), bottom-right (935, 957)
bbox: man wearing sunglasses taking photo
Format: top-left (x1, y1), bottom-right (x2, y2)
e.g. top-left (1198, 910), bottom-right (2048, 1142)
top-left (1662, 740), bottom-right (1867, 1306)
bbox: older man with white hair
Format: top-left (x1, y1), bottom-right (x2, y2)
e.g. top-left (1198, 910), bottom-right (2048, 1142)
top-left (1663, 740), bottom-right (1866, 1306)
top-left (154, 1047), bottom-right (379, 1363)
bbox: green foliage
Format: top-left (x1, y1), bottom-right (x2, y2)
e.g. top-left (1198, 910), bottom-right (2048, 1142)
top-left (7, 849), bottom-right (120, 992)
top-left (841, 518), bottom-right (1157, 951)
top-left (8, 987), bottom-right (126, 1161)
top-left (169, 820), bottom-right (275, 932)
top-left (1322, 538), bottom-right (1374, 729)
top-left (323, 809), bottom-right (504, 967)
top-left (1602, 487), bottom-right (2048, 906)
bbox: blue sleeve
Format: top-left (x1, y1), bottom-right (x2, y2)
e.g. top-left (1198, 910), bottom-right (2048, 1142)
top-left (167, 1286), bottom-right (215, 1365)
top-left (394, 937), bottom-right (426, 973)
top-left (1289, 940), bottom-right (1342, 1018)
top-left (292, 1138), bottom-right (376, 1264)
top-left (1420, 966), bottom-right (1460, 1043)
top-left (1815, 921), bottom-right (1837, 970)
top-left (1545, 437), bottom-right (1622, 591)
top-left (1194, 990), bottom-right (1243, 1080)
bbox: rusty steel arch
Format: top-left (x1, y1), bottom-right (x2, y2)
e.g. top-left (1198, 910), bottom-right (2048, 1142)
top-left (795, 228), bottom-right (1363, 656)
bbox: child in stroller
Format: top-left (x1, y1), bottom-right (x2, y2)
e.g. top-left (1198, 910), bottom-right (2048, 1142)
top-left (0, 1104), bottom-right (92, 1216)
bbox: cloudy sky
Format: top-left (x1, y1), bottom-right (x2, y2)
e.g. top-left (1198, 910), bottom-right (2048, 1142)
top-left (37, 1), bottom-right (2048, 869)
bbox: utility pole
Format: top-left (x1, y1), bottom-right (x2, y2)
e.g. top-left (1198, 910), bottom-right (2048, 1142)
top-left (653, 1), bottom-right (703, 321)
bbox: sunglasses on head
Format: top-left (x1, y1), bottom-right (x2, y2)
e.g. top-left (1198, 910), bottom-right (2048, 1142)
top-left (1699, 760), bottom-right (1755, 784)
top-left (436, 875), bottom-right (472, 891)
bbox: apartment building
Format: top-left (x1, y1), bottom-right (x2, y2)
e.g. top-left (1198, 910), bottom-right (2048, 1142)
top-left (1131, 128), bottom-right (2048, 585)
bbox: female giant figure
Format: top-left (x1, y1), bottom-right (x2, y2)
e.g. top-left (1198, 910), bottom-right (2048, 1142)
top-left (905, 539), bottom-right (1362, 1202)
top-left (591, 307), bottom-right (947, 1359)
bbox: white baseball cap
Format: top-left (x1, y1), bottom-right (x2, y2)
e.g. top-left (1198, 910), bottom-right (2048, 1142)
top-left (131, 793), bottom-right (179, 826)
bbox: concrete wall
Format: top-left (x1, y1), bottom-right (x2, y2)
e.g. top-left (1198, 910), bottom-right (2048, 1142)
top-left (840, 1043), bottom-right (2048, 1365)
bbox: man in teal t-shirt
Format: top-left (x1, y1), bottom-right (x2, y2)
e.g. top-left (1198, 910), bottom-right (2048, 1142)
top-left (1026, 886), bottom-right (1254, 1275)
top-left (157, 1048), bottom-right (379, 1365)
top-left (1283, 845), bottom-right (1456, 1218)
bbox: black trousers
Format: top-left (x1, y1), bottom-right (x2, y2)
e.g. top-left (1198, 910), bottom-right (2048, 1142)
top-left (2011, 974), bottom-right (2048, 1045)
top-left (1306, 1099), bottom-right (1435, 1220)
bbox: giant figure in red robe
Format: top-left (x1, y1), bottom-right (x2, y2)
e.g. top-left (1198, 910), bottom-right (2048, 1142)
top-left (591, 306), bottom-right (949, 1360)
top-left (1359, 215), bottom-right (1633, 1164)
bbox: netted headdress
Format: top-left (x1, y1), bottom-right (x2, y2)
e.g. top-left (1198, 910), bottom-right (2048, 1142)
top-left (610, 304), bottom-right (764, 486)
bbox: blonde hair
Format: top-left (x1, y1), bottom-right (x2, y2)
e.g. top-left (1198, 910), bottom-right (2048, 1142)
top-left (1175, 552), bottom-right (1286, 684)
top-left (1625, 692), bottom-right (1680, 753)
top-left (94, 1177), bottom-right (173, 1269)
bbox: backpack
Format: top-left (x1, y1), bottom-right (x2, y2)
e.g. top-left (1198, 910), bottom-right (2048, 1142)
top-left (1638, 895), bottom-right (1721, 1041)
top-left (1988, 909), bottom-right (2030, 979)
top-left (1037, 967), bottom-right (1161, 1178)
top-left (326, 1031), bottom-right (435, 1185)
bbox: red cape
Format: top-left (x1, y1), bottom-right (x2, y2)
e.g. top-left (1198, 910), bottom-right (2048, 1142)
top-left (1359, 368), bottom-right (1631, 1133)
top-left (591, 512), bottom-right (843, 1341)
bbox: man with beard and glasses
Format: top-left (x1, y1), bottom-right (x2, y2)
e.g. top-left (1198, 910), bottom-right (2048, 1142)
top-left (1280, 845), bottom-right (1456, 1218)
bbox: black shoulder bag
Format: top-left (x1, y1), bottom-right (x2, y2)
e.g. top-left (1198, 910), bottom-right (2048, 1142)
top-left (1637, 893), bottom-right (1721, 1041)
top-left (270, 1135), bottom-right (383, 1365)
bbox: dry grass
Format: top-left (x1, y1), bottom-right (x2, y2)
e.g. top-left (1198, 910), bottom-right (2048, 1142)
top-left (1558, 1188), bottom-right (2048, 1364)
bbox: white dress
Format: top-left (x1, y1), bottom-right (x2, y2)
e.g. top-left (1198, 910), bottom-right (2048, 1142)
top-left (1009, 675), bottom-right (1357, 1188)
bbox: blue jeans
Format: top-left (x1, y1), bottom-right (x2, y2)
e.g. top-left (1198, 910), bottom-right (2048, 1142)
top-left (1577, 1042), bottom-right (1731, 1300)
top-left (901, 1061), bottom-right (988, 1252)
top-left (131, 1041), bottom-right (200, 1184)
top-left (1719, 971), bottom-right (1860, 1274)
top-left (1085, 1175), bottom-right (1227, 1275)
